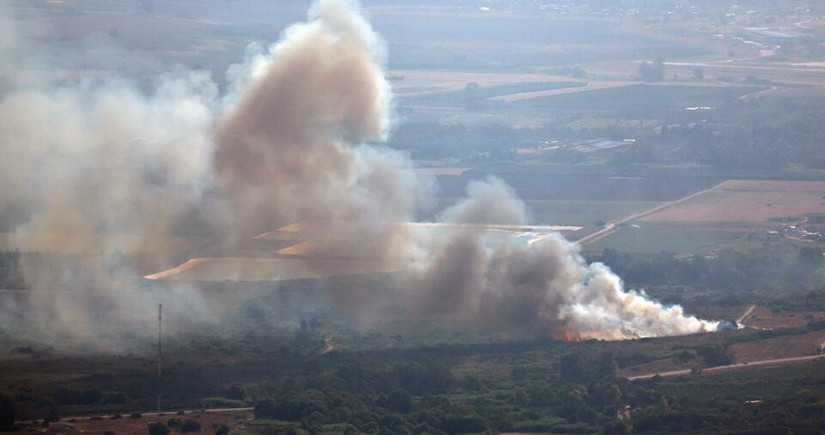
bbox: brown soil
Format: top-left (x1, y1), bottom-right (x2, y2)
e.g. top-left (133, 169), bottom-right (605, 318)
top-left (641, 180), bottom-right (825, 223)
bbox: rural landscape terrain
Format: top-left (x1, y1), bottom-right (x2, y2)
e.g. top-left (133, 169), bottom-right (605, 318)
top-left (3, 0), bottom-right (825, 434)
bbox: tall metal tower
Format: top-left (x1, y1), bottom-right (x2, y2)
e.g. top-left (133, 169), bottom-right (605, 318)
top-left (157, 303), bottom-right (162, 413)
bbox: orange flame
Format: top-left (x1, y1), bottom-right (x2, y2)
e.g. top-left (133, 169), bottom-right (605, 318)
top-left (557, 329), bottom-right (613, 342)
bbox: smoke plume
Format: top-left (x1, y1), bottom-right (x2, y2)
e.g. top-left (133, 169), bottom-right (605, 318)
top-left (0, 0), bottom-right (716, 349)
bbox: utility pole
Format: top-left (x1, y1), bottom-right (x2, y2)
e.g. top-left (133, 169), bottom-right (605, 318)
top-left (158, 303), bottom-right (162, 413)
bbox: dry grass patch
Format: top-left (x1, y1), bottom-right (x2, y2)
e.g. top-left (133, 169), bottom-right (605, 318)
top-left (641, 179), bottom-right (825, 224)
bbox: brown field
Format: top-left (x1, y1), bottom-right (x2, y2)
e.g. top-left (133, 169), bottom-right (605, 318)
top-left (641, 179), bottom-right (825, 224)
top-left (740, 305), bottom-right (825, 330)
top-left (730, 329), bottom-right (825, 363)
top-left (147, 222), bottom-right (581, 281)
top-left (730, 305), bottom-right (825, 362)
top-left (15, 409), bottom-right (253, 435)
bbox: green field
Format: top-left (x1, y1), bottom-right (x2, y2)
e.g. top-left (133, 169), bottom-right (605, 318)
top-left (423, 199), bottom-right (661, 227)
top-left (525, 199), bottom-right (662, 226)
top-left (399, 81), bottom-right (586, 107)
top-left (586, 222), bottom-right (747, 254)
top-left (510, 84), bottom-right (765, 117)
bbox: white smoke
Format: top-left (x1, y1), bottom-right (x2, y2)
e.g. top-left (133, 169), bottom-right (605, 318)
top-left (0, 0), bottom-right (717, 349)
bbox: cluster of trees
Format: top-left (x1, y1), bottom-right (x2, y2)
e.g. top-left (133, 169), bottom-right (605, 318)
top-left (249, 340), bottom-right (804, 434)
top-left (612, 95), bottom-right (825, 172)
top-left (638, 60), bottom-right (664, 82)
top-left (391, 89), bottom-right (825, 179)
top-left (53, 389), bottom-right (129, 406)
top-left (3, 327), bottom-right (823, 433)
top-left (148, 418), bottom-right (216, 435)
top-left (388, 121), bottom-right (522, 161)
top-left (254, 361), bottom-right (458, 434)
top-left (629, 364), bottom-right (825, 433)
top-left (245, 348), bottom-right (683, 434)
top-left (591, 242), bottom-right (824, 309)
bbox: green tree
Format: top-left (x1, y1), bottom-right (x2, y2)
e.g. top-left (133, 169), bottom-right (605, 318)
top-left (639, 61), bottom-right (664, 82)
top-left (148, 422), bottom-right (170, 435)
top-left (386, 389), bottom-right (413, 414)
top-left (180, 419), bottom-right (202, 432)
top-left (255, 398), bottom-right (277, 419)
top-left (559, 353), bottom-right (583, 382)
top-left (597, 351), bottom-right (618, 378)
top-left (0, 395), bottom-right (14, 431)
top-left (224, 384), bottom-right (247, 401)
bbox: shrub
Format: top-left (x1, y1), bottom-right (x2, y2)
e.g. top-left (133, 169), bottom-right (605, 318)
top-left (148, 422), bottom-right (169, 435)
top-left (181, 419), bottom-right (202, 433)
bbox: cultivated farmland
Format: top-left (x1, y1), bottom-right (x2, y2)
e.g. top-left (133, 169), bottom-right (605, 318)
top-left (641, 180), bottom-right (825, 225)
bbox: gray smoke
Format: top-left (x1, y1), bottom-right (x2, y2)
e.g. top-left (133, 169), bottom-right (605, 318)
top-left (212, 0), bottom-right (716, 339)
top-left (0, 0), bottom-right (716, 350)
top-left (0, 9), bottom-right (220, 349)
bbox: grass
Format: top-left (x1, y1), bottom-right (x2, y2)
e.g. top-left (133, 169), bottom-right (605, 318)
top-left (509, 84), bottom-right (765, 117)
top-left (400, 81), bottom-right (586, 107)
top-left (525, 200), bottom-right (663, 226)
top-left (420, 198), bottom-right (660, 227)
top-left (586, 222), bottom-right (747, 254)
top-left (655, 358), bottom-right (825, 404)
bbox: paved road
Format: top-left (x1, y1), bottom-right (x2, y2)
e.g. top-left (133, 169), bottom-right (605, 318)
top-left (576, 182), bottom-right (725, 245)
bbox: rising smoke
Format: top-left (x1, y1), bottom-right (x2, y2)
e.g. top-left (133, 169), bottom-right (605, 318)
top-left (0, 0), bottom-right (716, 350)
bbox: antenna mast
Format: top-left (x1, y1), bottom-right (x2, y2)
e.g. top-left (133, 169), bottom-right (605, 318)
top-left (157, 303), bottom-right (162, 413)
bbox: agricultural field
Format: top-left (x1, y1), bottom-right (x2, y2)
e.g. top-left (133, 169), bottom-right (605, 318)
top-left (145, 257), bottom-right (392, 282)
top-left (507, 83), bottom-right (764, 117)
top-left (581, 179), bottom-right (825, 254)
top-left (525, 199), bottom-right (663, 227)
top-left (641, 179), bottom-right (825, 225)
top-left (585, 222), bottom-right (747, 255)
top-left (5, 1), bottom-right (825, 433)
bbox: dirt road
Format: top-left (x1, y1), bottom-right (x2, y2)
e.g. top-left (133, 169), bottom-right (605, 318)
top-left (627, 354), bottom-right (824, 381)
top-left (737, 305), bottom-right (757, 325)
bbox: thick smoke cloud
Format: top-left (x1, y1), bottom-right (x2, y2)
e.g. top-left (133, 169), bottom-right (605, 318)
top-left (212, 0), bottom-right (715, 339)
top-left (0, 0), bottom-right (716, 350)
top-left (0, 9), bottom-right (219, 349)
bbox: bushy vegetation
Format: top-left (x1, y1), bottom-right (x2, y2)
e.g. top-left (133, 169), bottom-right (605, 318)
top-left (392, 90), bottom-right (825, 181)
top-left (590, 240), bottom-right (825, 311)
